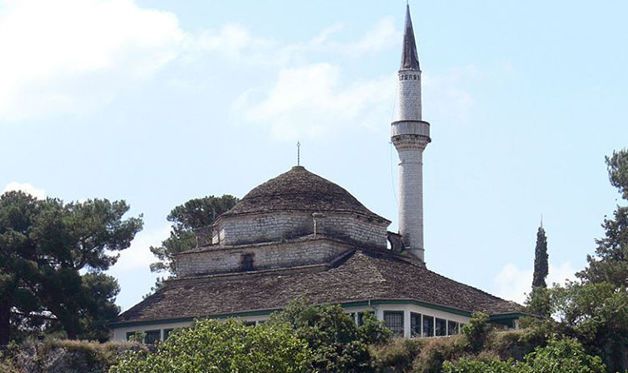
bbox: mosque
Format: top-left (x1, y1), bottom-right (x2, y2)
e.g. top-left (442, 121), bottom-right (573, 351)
top-left (111, 5), bottom-right (523, 343)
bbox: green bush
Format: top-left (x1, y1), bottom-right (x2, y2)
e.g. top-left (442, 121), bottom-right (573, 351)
top-left (523, 337), bottom-right (606, 373)
top-left (110, 319), bottom-right (312, 373)
top-left (371, 338), bottom-right (424, 372)
top-left (442, 355), bottom-right (517, 373)
top-left (461, 312), bottom-right (490, 353)
top-left (1, 338), bottom-right (144, 373)
top-left (411, 335), bottom-right (467, 373)
top-left (442, 337), bottom-right (606, 373)
top-left (486, 327), bottom-right (548, 361)
top-left (269, 301), bottom-right (391, 372)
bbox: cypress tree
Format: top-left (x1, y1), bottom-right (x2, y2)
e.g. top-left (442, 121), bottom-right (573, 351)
top-left (532, 224), bottom-right (549, 288)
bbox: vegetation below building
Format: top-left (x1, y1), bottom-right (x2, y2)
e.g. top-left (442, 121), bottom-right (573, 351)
top-left (0, 309), bottom-right (614, 373)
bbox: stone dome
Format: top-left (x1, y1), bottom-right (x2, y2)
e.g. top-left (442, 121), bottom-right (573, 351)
top-left (223, 166), bottom-right (387, 221)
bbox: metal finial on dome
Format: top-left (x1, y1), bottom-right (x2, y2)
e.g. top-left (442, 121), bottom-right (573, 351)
top-left (297, 141), bottom-right (301, 166)
top-left (400, 4), bottom-right (420, 70)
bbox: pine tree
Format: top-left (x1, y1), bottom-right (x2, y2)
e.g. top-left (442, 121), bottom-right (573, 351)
top-left (532, 225), bottom-right (549, 288)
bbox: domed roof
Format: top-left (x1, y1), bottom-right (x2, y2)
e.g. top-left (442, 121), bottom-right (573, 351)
top-left (223, 166), bottom-right (387, 221)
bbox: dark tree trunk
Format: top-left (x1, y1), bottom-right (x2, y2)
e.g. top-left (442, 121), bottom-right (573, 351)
top-left (0, 301), bottom-right (10, 346)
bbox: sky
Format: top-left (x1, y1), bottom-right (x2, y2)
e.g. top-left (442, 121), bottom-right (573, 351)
top-left (1, 0), bottom-right (627, 310)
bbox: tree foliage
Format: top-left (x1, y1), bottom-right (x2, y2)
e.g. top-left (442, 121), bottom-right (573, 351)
top-left (532, 225), bottom-right (549, 288)
top-left (0, 191), bottom-right (142, 344)
top-left (525, 287), bottom-right (551, 319)
top-left (549, 281), bottom-right (627, 372)
top-left (546, 149), bottom-right (628, 371)
top-left (110, 319), bottom-right (312, 373)
top-left (443, 338), bottom-right (606, 373)
top-left (149, 195), bottom-right (237, 274)
top-left (527, 224), bottom-right (551, 317)
top-left (578, 149), bottom-right (627, 287)
top-left (269, 301), bottom-right (391, 372)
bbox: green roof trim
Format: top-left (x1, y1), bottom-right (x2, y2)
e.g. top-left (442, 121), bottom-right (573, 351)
top-left (110, 308), bottom-right (283, 328)
top-left (489, 312), bottom-right (527, 321)
top-left (112, 298), bottom-right (509, 328)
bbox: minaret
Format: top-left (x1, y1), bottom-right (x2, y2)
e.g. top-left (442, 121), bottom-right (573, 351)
top-left (391, 5), bottom-right (431, 262)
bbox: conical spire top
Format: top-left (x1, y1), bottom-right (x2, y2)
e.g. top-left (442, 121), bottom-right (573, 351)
top-left (400, 4), bottom-right (420, 71)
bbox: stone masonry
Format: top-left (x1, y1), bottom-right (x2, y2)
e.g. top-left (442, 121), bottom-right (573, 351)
top-left (176, 236), bottom-right (352, 277)
top-left (213, 210), bottom-right (388, 248)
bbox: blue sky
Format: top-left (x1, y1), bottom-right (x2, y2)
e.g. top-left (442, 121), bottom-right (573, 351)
top-left (1, 0), bottom-right (626, 310)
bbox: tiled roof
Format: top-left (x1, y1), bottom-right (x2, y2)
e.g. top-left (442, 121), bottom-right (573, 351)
top-left (116, 249), bottom-right (522, 325)
top-left (222, 166), bottom-right (387, 222)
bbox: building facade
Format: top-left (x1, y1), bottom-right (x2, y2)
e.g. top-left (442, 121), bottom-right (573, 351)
top-left (111, 5), bottom-right (523, 342)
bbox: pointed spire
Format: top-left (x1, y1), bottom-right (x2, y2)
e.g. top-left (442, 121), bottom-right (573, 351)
top-left (400, 4), bottom-right (420, 71)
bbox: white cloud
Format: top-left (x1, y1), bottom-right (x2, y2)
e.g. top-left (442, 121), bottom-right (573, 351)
top-left (0, 0), bottom-right (184, 120)
top-left (235, 63), bottom-right (395, 141)
top-left (281, 17), bottom-right (399, 58)
top-left (423, 65), bottom-right (480, 124)
top-left (344, 17), bottom-right (399, 55)
top-left (2, 181), bottom-right (46, 199)
top-left (0, 0), bottom-right (409, 143)
top-left (493, 261), bottom-right (577, 304)
top-left (109, 224), bottom-right (170, 272)
top-left (186, 17), bottom-right (399, 68)
top-left (0, 0), bottom-right (402, 127)
top-left (190, 24), bottom-right (275, 60)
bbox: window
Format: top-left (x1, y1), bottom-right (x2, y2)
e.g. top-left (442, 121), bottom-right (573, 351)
top-left (163, 328), bottom-right (175, 340)
top-left (435, 318), bottom-right (447, 336)
top-left (240, 253), bottom-right (254, 271)
top-left (410, 312), bottom-right (421, 337)
top-left (422, 315), bottom-right (434, 337)
top-left (144, 330), bottom-right (161, 344)
top-left (126, 331), bottom-right (137, 341)
top-left (448, 321), bottom-right (459, 335)
top-left (383, 311), bottom-right (404, 337)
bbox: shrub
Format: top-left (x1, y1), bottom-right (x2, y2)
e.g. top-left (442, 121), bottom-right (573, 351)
top-left (110, 319), bottom-right (312, 373)
top-left (371, 338), bottom-right (424, 372)
top-left (442, 337), bottom-right (606, 373)
top-left (461, 312), bottom-right (490, 353)
top-left (523, 337), bottom-right (606, 373)
top-left (1, 338), bottom-right (144, 373)
top-left (411, 335), bottom-right (466, 373)
top-left (269, 301), bottom-right (391, 372)
top-left (442, 355), bottom-right (517, 373)
top-left (486, 327), bottom-right (548, 361)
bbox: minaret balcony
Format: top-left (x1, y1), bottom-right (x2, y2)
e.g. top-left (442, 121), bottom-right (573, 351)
top-left (391, 120), bottom-right (430, 139)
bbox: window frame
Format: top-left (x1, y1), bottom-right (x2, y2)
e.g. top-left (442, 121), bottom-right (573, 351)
top-left (383, 310), bottom-right (405, 337)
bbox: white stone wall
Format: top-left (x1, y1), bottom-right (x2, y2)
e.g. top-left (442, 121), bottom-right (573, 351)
top-left (176, 238), bottom-right (350, 277)
top-left (214, 211), bottom-right (388, 248)
top-left (315, 214), bottom-right (388, 248)
top-left (398, 70), bottom-right (422, 121)
top-left (397, 146), bottom-right (425, 260)
top-left (217, 211), bottom-right (313, 245)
